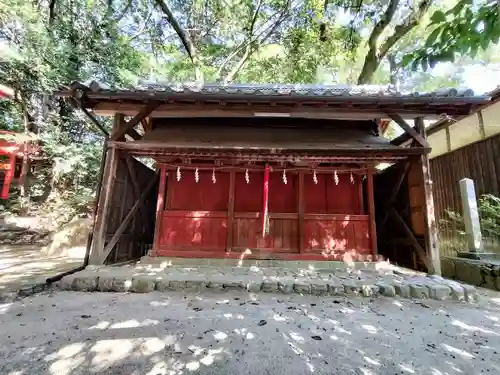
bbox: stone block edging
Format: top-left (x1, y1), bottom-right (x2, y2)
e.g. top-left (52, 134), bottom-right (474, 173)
top-left (441, 256), bottom-right (500, 291)
top-left (56, 272), bottom-right (479, 303)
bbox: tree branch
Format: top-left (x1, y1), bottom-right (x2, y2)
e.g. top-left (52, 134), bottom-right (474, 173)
top-left (154, 0), bottom-right (203, 82)
top-left (358, 0), bottom-right (433, 84)
top-left (378, 0), bottom-right (432, 59)
top-left (222, 0), bottom-right (291, 83)
top-left (48, 0), bottom-right (57, 25)
top-left (357, 0), bottom-right (400, 84)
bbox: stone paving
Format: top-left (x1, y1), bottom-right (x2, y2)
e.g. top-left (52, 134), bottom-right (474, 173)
top-left (56, 260), bottom-right (480, 302)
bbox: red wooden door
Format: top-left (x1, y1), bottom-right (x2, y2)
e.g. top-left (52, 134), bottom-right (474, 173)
top-left (232, 171), bottom-right (299, 253)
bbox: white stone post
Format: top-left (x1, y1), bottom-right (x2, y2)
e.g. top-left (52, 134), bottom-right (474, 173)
top-left (459, 178), bottom-right (482, 252)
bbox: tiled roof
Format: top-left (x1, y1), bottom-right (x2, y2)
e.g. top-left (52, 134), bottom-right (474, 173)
top-left (76, 80), bottom-right (480, 99)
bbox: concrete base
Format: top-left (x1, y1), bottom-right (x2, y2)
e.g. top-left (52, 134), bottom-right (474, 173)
top-left (139, 255), bottom-right (380, 271)
top-left (457, 251), bottom-right (500, 261)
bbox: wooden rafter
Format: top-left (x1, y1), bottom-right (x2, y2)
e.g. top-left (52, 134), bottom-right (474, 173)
top-left (112, 102), bottom-right (160, 141)
top-left (387, 112), bottom-right (429, 148)
top-left (79, 106), bottom-right (110, 137)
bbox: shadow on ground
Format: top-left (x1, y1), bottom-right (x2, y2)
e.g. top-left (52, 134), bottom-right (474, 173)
top-left (1, 291), bottom-right (500, 375)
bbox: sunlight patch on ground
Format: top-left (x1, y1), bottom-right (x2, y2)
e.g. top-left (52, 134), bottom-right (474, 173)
top-left (441, 344), bottom-right (475, 359)
top-left (364, 356), bottom-right (380, 366)
top-left (451, 319), bottom-right (499, 335)
top-left (361, 324), bottom-right (378, 334)
top-left (399, 363), bottom-right (416, 373)
top-left (109, 319), bottom-right (159, 329)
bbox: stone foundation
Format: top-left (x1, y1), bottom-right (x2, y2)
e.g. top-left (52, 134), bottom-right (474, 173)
top-left (55, 262), bottom-right (480, 302)
top-left (441, 257), bottom-right (500, 291)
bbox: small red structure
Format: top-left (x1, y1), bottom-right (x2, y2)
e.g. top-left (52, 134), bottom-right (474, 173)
top-left (0, 84), bottom-right (15, 199)
top-left (0, 131), bottom-right (42, 199)
top-left (57, 82), bottom-right (490, 272)
top-left (0, 84), bottom-right (41, 199)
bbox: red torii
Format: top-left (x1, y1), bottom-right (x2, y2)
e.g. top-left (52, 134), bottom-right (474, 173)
top-left (0, 84), bottom-right (42, 199)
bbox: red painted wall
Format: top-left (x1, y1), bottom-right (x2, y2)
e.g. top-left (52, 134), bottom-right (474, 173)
top-left (157, 169), bottom-right (370, 258)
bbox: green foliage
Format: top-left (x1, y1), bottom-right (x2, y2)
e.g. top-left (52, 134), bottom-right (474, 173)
top-left (439, 194), bottom-right (500, 255)
top-left (0, 0), bottom-right (495, 221)
top-left (403, 0), bottom-right (500, 71)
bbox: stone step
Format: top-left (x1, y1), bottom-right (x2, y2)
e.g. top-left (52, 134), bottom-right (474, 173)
top-left (138, 255), bottom-right (382, 272)
top-left (56, 269), bottom-right (479, 303)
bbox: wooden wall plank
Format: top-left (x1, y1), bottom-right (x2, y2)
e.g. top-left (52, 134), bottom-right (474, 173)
top-left (430, 133), bottom-right (500, 229)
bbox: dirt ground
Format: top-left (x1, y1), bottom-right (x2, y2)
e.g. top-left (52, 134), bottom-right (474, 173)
top-left (0, 245), bottom-right (84, 298)
top-left (1, 290), bottom-right (500, 375)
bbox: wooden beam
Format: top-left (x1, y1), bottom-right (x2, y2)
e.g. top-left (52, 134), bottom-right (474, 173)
top-left (445, 125), bottom-right (451, 152)
top-left (79, 107), bottom-right (110, 137)
top-left (226, 169), bottom-right (235, 252)
top-left (112, 102), bottom-right (159, 141)
top-left (477, 110), bottom-right (486, 139)
top-left (387, 112), bottom-right (430, 148)
top-left (112, 114), bottom-right (125, 140)
top-left (391, 128), bottom-right (418, 146)
top-left (298, 171), bottom-right (305, 253)
top-left (89, 146), bottom-right (118, 264)
top-left (100, 173), bottom-right (159, 263)
top-left (366, 167), bottom-right (377, 258)
top-left (416, 116), bottom-right (441, 275)
top-left (389, 206), bottom-right (432, 272)
top-left (90, 102), bottom-right (451, 119)
top-left (153, 166), bottom-right (167, 254)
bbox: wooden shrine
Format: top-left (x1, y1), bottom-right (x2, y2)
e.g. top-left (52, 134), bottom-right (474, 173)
top-left (56, 82), bottom-right (490, 273)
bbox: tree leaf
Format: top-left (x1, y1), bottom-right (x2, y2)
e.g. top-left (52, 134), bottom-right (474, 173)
top-left (421, 56), bottom-right (429, 72)
top-left (425, 28), bottom-right (442, 47)
top-left (430, 10), bottom-right (446, 24)
top-left (428, 56), bottom-right (437, 69)
top-left (411, 58), bottom-right (420, 72)
top-left (401, 54), bottom-right (414, 67)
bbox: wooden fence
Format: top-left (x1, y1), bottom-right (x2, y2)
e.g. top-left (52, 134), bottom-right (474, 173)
top-left (430, 133), bottom-right (500, 256)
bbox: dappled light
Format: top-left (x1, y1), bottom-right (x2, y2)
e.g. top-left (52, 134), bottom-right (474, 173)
top-left (2, 289), bottom-right (499, 374)
top-left (0, 245), bottom-right (84, 298)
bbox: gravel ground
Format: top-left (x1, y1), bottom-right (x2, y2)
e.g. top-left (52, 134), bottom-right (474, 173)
top-left (1, 291), bottom-right (500, 375)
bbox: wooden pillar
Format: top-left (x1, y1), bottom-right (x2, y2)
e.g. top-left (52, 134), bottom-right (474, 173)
top-left (89, 113), bottom-right (123, 264)
top-left (89, 145), bottom-right (119, 264)
top-left (1, 155), bottom-right (16, 199)
top-left (298, 171), bottom-right (305, 253)
top-left (366, 167), bottom-right (377, 259)
top-left (152, 166), bottom-right (167, 255)
top-left (416, 117), bottom-right (441, 275)
top-left (226, 170), bottom-right (236, 252)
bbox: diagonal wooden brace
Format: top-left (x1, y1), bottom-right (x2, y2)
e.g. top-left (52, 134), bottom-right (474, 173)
top-left (389, 206), bottom-right (433, 273)
top-left (378, 162), bottom-right (410, 233)
top-left (99, 172), bottom-right (159, 263)
top-left (112, 102), bottom-right (159, 141)
top-left (387, 112), bottom-right (429, 148)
